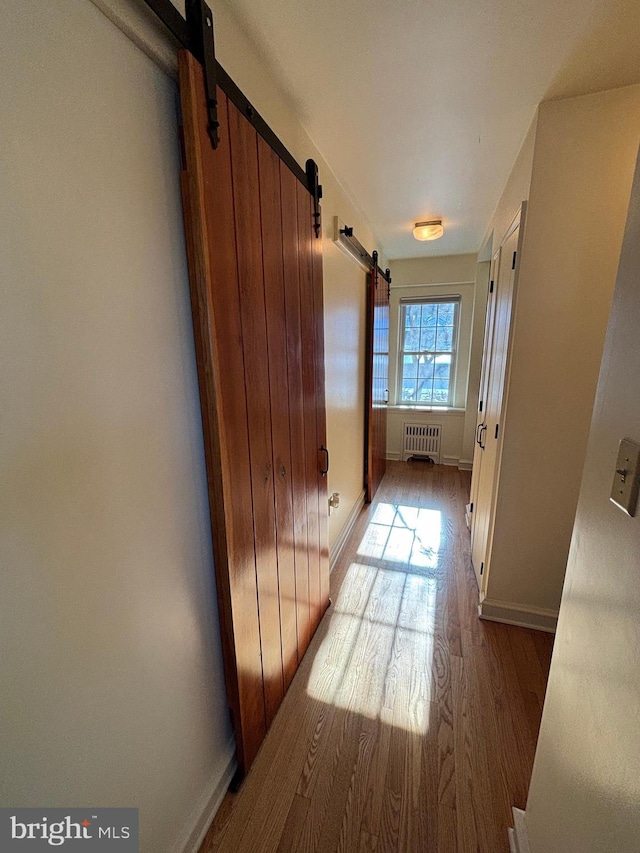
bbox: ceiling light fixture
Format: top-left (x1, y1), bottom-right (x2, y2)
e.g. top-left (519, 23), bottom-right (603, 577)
top-left (413, 219), bottom-right (444, 241)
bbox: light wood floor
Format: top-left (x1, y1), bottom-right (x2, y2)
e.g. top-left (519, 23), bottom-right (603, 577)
top-left (201, 462), bottom-right (553, 853)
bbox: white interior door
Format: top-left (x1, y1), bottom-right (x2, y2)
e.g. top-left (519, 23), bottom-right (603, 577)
top-left (469, 250), bottom-right (500, 542)
top-left (470, 212), bottom-right (523, 592)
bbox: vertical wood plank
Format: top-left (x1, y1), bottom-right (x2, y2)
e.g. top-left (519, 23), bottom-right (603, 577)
top-left (297, 183), bottom-right (322, 635)
top-left (311, 207), bottom-right (330, 613)
top-left (280, 165), bottom-right (311, 659)
top-left (178, 53), bottom-right (265, 771)
top-left (257, 138), bottom-right (298, 691)
top-left (228, 102), bottom-right (284, 726)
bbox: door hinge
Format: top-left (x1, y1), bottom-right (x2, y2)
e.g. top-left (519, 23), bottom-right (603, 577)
top-left (489, 280), bottom-right (494, 293)
top-left (480, 561), bottom-right (484, 575)
top-left (470, 502), bottom-right (474, 513)
top-left (512, 251), bottom-right (517, 270)
top-left (479, 399), bottom-right (483, 413)
top-left (495, 423), bottom-right (500, 439)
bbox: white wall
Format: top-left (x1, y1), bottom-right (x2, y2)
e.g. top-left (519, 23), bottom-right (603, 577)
top-left (0, 2), bottom-right (233, 851)
top-left (481, 115), bottom-right (537, 255)
top-left (484, 84), bottom-right (640, 614)
top-left (386, 254), bottom-right (478, 466)
top-left (523, 143), bottom-right (640, 853)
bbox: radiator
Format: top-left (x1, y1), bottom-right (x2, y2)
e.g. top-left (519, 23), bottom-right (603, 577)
top-left (402, 423), bottom-right (441, 463)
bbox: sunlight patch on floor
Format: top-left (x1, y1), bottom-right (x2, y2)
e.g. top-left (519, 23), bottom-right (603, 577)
top-left (306, 502), bottom-right (442, 732)
top-left (357, 503), bottom-right (443, 570)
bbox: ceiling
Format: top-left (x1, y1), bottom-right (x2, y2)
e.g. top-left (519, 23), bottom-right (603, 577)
top-left (224, 0), bottom-right (640, 259)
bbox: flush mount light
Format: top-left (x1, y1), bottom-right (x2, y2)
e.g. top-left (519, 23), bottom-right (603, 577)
top-left (413, 219), bottom-right (444, 241)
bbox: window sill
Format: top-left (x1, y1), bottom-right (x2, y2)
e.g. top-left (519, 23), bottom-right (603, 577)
top-left (387, 405), bottom-right (465, 415)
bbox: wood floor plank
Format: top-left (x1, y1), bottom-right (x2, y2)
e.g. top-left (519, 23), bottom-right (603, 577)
top-left (201, 462), bottom-right (554, 853)
top-left (277, 794), bottom-right (310, 853)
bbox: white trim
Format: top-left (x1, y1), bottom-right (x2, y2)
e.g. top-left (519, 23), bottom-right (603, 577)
top-left (392, 280), bottom-right (476, 290)
top-left (90, 0), bottom-right (179, 77)
top-left (479, 597), bottom-right (557, 633)
top-left (458, 459), bottom-right (473, 471)
top-left (386, 451), bottom-right (402, 461)
top-left (508, 808), bottom-right (531, 853)
top-left (171, 737), bottom-right (236, 853)
top-left (329, 490), bottom-right (366, 572)
top-left (442, 455), bottom-right (459, 467)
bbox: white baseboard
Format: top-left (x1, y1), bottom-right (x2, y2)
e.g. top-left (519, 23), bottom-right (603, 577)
top-left (458, 458), bottom-right (473, 471)
top-left (329, 490), bottom-right (366, 572)
top-left (509, 808), bottom-right (531, 853)
top-left (171, 737), bottom-right (236, 853)
top-left (442, 455), bottom-right (459, 467)
top-left (386, 451), bottom-right (401, 461)
top-left (479, 598), bottom-right (557, 633)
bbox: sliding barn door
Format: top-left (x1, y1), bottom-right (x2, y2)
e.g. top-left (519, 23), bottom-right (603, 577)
top-left (365, 264), bottom-right (389, 502)
top-left (178, 52), bottom-right (329, 775)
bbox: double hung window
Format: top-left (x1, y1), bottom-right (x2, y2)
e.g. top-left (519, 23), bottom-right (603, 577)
top-left (398, 298), bottom-right (459, 405)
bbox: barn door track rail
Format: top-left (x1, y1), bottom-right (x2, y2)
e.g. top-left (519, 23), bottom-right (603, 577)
top-left (143, 0), bottom-right (322, 225)
top-left (338, 223), bottom-right (392, 285)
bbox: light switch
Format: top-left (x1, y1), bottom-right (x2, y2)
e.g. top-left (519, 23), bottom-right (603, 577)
top-left (610, 438), bottom-right (640, 517)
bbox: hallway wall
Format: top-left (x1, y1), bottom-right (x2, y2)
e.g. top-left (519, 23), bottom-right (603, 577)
top-left (0, 3), bottom-right (232, 851)
top-left (524, 142), bottom-right (640, 853)
top-left (485, 84), bottom-right (640, 615)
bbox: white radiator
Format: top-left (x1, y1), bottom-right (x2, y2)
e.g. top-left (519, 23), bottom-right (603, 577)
top-left (402, 423), bottom-right (441, 463)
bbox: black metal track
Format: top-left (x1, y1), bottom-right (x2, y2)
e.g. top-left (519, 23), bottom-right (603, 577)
top-left (144, 0), bottom-right (191, 48)
top-left (339, 227), bottom-right (391, 284)
top-left (142, 0), bottom-right (310, 192)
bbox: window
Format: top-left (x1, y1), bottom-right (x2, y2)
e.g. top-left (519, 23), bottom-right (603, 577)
top-left (398, 298), bottom-right (460, 405)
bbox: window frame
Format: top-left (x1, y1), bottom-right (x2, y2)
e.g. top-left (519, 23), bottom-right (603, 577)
top-left (396, 296), bottom-right (461, 407)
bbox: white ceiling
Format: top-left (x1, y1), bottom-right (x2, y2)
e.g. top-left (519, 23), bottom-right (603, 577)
top-left (224, 0), bottom-right (640, 259)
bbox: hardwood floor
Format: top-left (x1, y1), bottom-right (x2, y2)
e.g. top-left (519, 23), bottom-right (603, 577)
top-left (201, 462), bottom-right (553, 852)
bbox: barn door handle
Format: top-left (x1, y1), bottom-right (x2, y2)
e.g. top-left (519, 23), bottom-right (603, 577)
top-left (320, 446), bottom-right (329, 476)
top-left (476, 423), bottom-right (485, 446)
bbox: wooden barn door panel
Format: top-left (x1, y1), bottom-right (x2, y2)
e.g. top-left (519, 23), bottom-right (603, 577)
top-left (179, 57), bottom-right (265, 771)
top-left (280, 166), bottom-right (311, 661)
top-left (228, 104), bottom-right (284, 727)
top-left (257, 139), bottom-right (298, 693)
top-left (178, 51), bottom-right (329, 774)
top-left (298, 184), bottom-right (323, 635)
top-left (365, 265), bottom-right (389, 502)
top-left (311, 213), bottom-right (330, 613)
